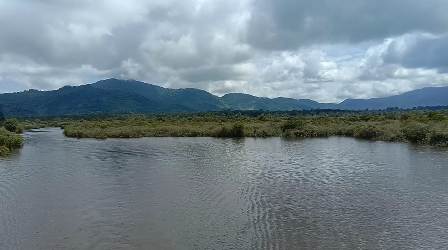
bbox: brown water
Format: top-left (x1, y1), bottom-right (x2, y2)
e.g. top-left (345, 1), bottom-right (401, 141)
top-left (1, 128), bottom-right (448, 249)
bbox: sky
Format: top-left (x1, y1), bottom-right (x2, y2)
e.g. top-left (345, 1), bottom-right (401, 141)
top-left (1, 0), bottom-right (448, 102)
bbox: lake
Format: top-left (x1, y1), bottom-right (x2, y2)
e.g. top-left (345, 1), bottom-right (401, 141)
top-left (1, 128), bottom-right (448, 249)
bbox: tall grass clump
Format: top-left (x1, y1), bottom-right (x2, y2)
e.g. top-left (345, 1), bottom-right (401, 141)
top-left (353, 125), bottom-right (384, 140)
top-left (402, 123), bottom-right (430, 144)
top-left (3, 118), bottom-right (23, 133)
top-left (429, 132), bottom-right (448, 146)
top-left (281, 119), bottom-right (304, 132)
top-left (0, 128), bottom-right (23, 156)
top-left (215, 123), bottom-right (245, 138)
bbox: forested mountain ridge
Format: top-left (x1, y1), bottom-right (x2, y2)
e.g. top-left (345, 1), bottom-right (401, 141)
top-left (0, 78), bottom-right (447, 117)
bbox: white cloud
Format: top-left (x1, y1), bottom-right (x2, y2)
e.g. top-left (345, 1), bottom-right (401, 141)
top-left (0, 0), bottom-right (448, 102)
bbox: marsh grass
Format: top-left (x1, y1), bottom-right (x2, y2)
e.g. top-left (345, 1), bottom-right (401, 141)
top-left (19, 111), bottom-right (448, 146)
top-left (0, 128), bottom-right (23, 156)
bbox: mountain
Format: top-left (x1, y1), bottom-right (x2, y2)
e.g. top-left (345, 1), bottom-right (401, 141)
top-left (0, 85), bottom-right (169, 117)
top-left (0, 105), bottom-right (4, 121)
top-left (221, 93), bottom-right (321, 111)
top-left (92, 79), bottom-right (225, 112)
top-left (339, 87), bottom-right (448, 110)
top-left (0, 79), bottom-right (321, 117)
top-left (0, 78), bottom-right (447, 117)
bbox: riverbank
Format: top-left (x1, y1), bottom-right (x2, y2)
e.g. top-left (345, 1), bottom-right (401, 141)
top-left (0, 128), bottom-right (23, 156)
top-left (41, 112), bottom-right (448, 146)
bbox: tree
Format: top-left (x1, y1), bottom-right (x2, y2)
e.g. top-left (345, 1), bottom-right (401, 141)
top-left (4, 119), bottom-right (22, 133)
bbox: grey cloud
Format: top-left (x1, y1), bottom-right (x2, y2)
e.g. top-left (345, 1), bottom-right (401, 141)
top-left (0, 0), bottom-right (251, 88)
top-left (1, 0), bottom-right (448, 103)
top-left (247, 0), bottom-right (448, 50)
top-left (181, 65), bottom-right (249, 82)
top-left (383, 34), bottom-right (448, 72)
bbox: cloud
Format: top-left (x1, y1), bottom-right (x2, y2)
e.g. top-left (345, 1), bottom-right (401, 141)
top-left (247, 0), bottom-right (448, 50)
top-left (0, 0), bottom-right (448, 102)
top-left (0, 0), bottom-right (252, 88)
top-left (382, 33), bottom-right (448, 72)
top-left (206, 36), bottom-right (448, 102)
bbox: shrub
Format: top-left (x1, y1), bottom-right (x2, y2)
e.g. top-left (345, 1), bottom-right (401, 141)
top-left (215, 123), bottom-right (245, 138)
top-left (353, 125), bottom-right (383, 140)
top-left (0, 146), bottom-right (9, 156)
top-left (281, 119), bottom-right (304, 132)
top-left (358, 115), bottom-right (373, 122)
top-left (0, 128), bottom-right (23, 155)
top-left (283, 124), bottom-right (329, 138)
top-left (402, 123), bottom-right (430, 143)
top-left (429, 132), bottom-right (448, 146)
top-left (4, 118), bottom-right (23, 133)
top-left (427, 112), bottom-right (446, 121)
top-left (385, 113), bottom-right (398, 120)
top-left (399, 114), bottom-right (410, 121)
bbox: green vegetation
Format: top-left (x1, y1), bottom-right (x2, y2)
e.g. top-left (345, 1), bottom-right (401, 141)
top-left (215, 123), bottom-right (245, 138)
top-left (24, 111), bottom-right (445, 147)
top-left (0, 114), bottom-right (24, 156)
top-left (1, 110), bottom-right (447, 156)
top-left (2, 78), bottom-right (448, 117)
top-left (4, 118), bottom-right (24, 133)
top-left (0, 120), bottom-right (23, 156)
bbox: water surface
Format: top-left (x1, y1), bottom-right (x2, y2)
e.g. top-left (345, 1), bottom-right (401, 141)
top-left (1, 128), bottom-right (448, 249)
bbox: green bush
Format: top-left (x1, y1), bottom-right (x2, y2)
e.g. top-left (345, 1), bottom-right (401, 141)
top-left (402, 123), bottom-right (430, 143)
top-left (0, 146), bottom-right (9, 156)
top-left (353, 125), bottom-right (383, 140)
top-left (281, 119), bottom-right (304, 132)
top-left (215, 123), bottom-right (245, 138)
top-left (399, 114), bottom-right (410, 121)
top-left (3, 119), bottom-right (23, 133)
top-left (427, 112), bottom-right (446, 121)
top-left (0, 128), bottom-right (23, 156)
top-left (298, 126), bottom-right (329, 138)
top-left (429, 132), bottom-right (448, 146)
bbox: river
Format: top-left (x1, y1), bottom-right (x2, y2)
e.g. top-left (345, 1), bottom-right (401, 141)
top-left (1, 128), bottom-right (448, 249)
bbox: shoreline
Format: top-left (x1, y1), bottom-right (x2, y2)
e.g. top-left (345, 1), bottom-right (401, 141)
top-left (40, 113), bottom-right (448, 147)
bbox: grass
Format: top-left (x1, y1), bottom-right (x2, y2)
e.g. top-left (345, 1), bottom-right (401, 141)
top-left (0, 127), bottom-right (23, 156)
top-left (29, 111), bottom-right (448, 147)
top-left (62, 116), bottom-right (265, 139)
top-left (2, 110), bottom-right (447, 156)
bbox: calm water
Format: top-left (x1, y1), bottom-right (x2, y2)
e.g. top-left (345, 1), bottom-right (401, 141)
top-left (1, 128), bottom-right (448, 249)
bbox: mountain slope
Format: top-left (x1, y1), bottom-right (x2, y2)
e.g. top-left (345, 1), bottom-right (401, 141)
top-left (0, 105), bottom-right (4, 121)
top-left (92, 78), bottom-right (225, 111)
top-left (221, 93), bottom-right (319, 111)
top-left (0, 85), bottom-right (174, 117)
top-left (0, 79), bottom-right (447, 117)
top-left (339, 87), bottom-right (448, 110)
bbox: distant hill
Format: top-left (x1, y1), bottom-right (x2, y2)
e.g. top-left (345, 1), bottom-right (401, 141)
top-left (221, 93), bottom-right (321, 111)
top-left (0, 105), bottom-right (4, 121)
top-left (92, 79), bottom-right (224, 112)
top-left (0, 78), bottom-right (447, 117)
top-left (339, 87), bottom-right (448, 110)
